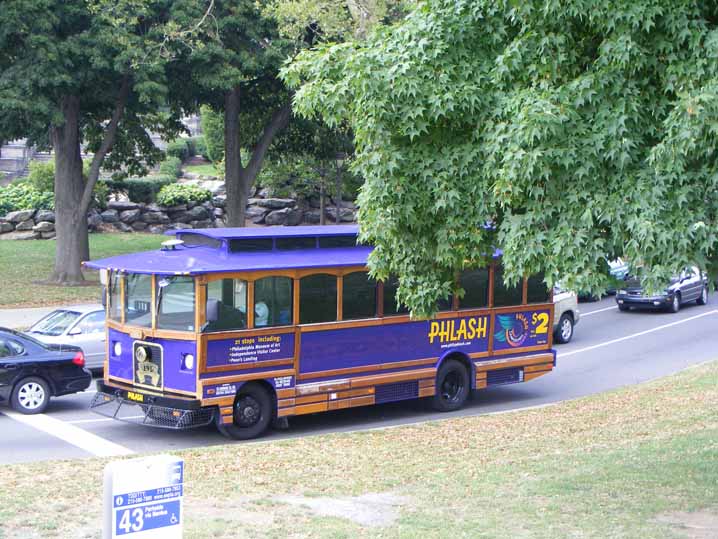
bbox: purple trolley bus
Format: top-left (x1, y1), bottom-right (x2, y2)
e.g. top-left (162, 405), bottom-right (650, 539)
top-left (87, 225), bottom-right (556, 439)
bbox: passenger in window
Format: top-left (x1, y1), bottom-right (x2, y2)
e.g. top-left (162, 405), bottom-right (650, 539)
top-left (255, 302), bottom-right (269, 327)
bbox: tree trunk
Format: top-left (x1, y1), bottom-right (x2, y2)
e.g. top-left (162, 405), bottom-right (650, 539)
top-left (224, 87), bottom-right (247, 227)
top-left (319, 180), bottom-right (326, 225)
top-left (51, 96), bottom-right (86, 284)
top-left (335, 161), bottom-right (343, 224)
top-left (224, 86), bottom-right (292, 227)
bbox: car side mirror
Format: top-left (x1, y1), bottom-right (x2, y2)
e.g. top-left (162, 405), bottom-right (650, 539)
top-left (68, 327), bottom-right (82, 336)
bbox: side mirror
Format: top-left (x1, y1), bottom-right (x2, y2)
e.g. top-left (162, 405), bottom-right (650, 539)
top-left (68, 327), bottom-right (82, 336)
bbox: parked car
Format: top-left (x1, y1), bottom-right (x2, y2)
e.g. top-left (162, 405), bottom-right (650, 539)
top-left (0, 328), bottom-right (92, 414)
top-left (578, 258), bottom-right (631, 301)
top-left (553, 287), bottom-right (580, 344)
top-left (27, 304), bottom-right (105, 369)
top-left (615, 266), bottom-right (709, 313)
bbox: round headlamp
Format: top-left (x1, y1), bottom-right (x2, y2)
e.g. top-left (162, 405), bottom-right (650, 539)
top-left (135, 346), bottom-right (148, 362)
top-left (113, 341), bottom-right (122, 357)
top-left (183, 354), bottom-right (195, 370)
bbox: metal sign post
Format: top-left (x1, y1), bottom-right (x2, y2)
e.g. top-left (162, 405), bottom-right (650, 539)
top-left (103, 455), bottom-right (184, 539)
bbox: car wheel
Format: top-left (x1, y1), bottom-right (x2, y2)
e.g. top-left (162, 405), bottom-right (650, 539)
top-left (432, 359), bottom-right (470, 412)
top-left (11, 377), bottom-right (50, 414)
top-left (669, 292), bottom-right (681, 313)
top-left (216, 383), bottom-right (273, 440)
top-left (554, 313), bottom-right (574, 344)
top-left (697, 286), bottom-right (708, 305)
top-left (618, 303), bottom-right (629, 312)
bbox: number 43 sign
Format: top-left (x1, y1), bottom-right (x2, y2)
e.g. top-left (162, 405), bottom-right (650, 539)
top-left (103, 455), bottom-right (184, 539)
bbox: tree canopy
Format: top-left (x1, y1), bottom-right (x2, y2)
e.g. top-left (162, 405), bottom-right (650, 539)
top-left (284, 0), bottom-right (718, 317)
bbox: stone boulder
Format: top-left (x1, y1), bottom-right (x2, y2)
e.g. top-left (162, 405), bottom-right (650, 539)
top-left (5, 209), bottom-right (35, 223)
top-left (35, 209), bottom-right (56, 222)
top-left (168, 210), bottom-right (193, 224)
top-left (165, 204), bottom-right (188, 213)
top-left (15, 219), bottom-right (35, 231)
top-left (142, 211), bottom-right (170, 224)
top-left (41, 231), bottom-right (56, 239)
top-left (148, 224), bottom-right (167, 234)
top-left (213, 207), bottom-right (224, 218)
top-left (0, 221), bottom-right (14, 233)
top-left (145, 203), bottom-right (165, 213)
top-left (285, 208), bottom-right (303, 226)
top-left (188, 205), bottom-right (210, 221)
top-left (190, 219), bottom-right (213, 229)
top-left (131, 221), bottom-right (148, 231)
top-left (212, 195), bottom-right (226, 208)
top-left (87, 213), bottom-right (103, 229)
top-left (107, 200), bottom-right (139, 211)
top-left (32, 221), bottom-right (55, 233)
top-left (245, 205), bottom-right (268, 224)
top-left (256, 198), bottom-right (295, 210)
top-left (114, 222), bottom-right (133, 233)
top-left (101, 209), bottom-right (119, 223)
top-left (304, 210), bottom-right (321, 224)
top-left (325, 207), bottom-right (356, 222)
top-left (264, 207), bottom-right (293, 225)
top-left (0, 230), bottom-right (39, 240)
top-left (119, 209), bottom-right (142, 223)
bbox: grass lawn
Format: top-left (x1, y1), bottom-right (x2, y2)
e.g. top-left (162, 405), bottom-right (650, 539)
top-left (0, 234), bottom-right (163, 307)
top-left (1, 361), bottom-right (717, 538)
top-left (184, 163), bottom-right (220, 177)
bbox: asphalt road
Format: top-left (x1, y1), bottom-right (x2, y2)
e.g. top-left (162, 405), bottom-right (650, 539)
top-left (1, 294), bottom-right (717, 464)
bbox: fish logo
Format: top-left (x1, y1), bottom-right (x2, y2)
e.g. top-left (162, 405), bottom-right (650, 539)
top-left (494, 314), bottom-right (529, 347)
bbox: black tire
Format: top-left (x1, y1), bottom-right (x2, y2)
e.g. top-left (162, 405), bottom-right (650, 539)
top-left (554, 313), bottom-right (574, 344)
top-left (216, 383), bottom-right (274, 440)
top-left (11, 376), bottom-right (50, 414)
top-left (431, 359), bottom-right (470, 412)
top-left (668, 292), bottom-right (681, 313)
top-left (697, 286), bottom-right (708, 305)
top-left (618, 303), bottom-right (629, 312)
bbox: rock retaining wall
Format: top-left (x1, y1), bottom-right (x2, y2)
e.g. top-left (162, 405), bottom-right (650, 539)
top-left (0, 193), bottom-right (357, 240)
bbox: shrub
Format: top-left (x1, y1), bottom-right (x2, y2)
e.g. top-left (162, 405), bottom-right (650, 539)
top-left (27, 161), bottom-right (55, 193)
top-left (93, 180), bottom-right (110, 211)
top-left (200, 105), bottom-right (224, 163)
top-left (165, 138), bottom-right (191, 162)
top-left (0, 182), bottom-right (54, 215)
top-left (190, 136), bottom-right (207, 160)
top-left (105, 176), bottom-right (174, 204)
top-left (159, 156), bottom-right (183, 179)
top-left (156, 183), bottom-right (212, 207)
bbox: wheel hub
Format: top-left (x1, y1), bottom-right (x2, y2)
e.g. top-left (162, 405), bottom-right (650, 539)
top-left (234, 396), bottom-right (261, 427)
top-left (18, 383), bottom-right (45, 410)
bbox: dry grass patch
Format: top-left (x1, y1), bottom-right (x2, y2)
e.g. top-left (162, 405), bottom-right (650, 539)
top-left (0, 361), bottom-right (717, 538)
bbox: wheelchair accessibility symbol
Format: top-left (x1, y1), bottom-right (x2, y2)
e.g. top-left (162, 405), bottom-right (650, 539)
top-left (170, 513), bottom-right (178, 524)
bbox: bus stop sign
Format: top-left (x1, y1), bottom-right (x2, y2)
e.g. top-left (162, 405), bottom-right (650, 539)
top-left (103, 455), bottom-right (184, 539)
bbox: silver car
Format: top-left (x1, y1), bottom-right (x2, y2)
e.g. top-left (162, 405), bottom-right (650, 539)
top-left (27, 305), bottom-right (106, 370)
top-left (553, 288), bottom-right (581, 344)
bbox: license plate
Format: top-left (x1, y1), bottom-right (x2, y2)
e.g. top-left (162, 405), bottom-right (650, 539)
top-left (126, 391), bottom-right (145, 403)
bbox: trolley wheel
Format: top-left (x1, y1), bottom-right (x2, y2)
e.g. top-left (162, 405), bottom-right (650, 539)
top-left (11, 376), bottom-right (50, 414)
top-left (431, 359), bottom-right (470, 412)
top-left (216, 383), bottom-right (273, 440)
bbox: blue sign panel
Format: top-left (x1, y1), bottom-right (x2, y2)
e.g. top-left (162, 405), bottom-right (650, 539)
top-left (206, 333), bottom-right (295, 368)
top-left (115, 499), bottom-right (181, 536)
top-left (492, 309), bottom-right (551, 351)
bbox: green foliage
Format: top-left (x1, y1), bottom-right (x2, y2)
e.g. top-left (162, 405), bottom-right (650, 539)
top-left (165, 139), bottom-right (192, 162)
top-left (158, 156), bottom-right (183, 179)
top-left (105, 177), bottom-right (175, 204)
top-left (190, 136), bottom-right (208, 160)
top-left (0, 182), bottom-right (54, 215)
top-left (27, 161), bottom-right (55, 193)
top-left (286, 0), bottom-right (718, 317)
top-left (92, 181), bottom-right (110, 211)
top-left (156, 183), bottom-right (212, 207)
top-left (199, 106), bottom-right (224, 164)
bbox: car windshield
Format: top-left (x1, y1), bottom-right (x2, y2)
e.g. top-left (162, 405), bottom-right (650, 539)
top-left (29, 310), bottom-right (81, 336)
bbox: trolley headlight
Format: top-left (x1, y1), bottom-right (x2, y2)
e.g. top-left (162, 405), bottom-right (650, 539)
top-left (182, 353), bottom-right (195, 370)
top-left (113, 341), bottom-right (122, 357)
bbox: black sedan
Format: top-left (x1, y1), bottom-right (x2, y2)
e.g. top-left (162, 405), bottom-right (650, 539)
top-left (616, 266), bottom-right (709, 313)
top-left (0, 328), bottom-right (92, 414)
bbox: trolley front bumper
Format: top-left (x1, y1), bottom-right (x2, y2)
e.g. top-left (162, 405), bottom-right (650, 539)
top-left (90, 380), bottom-right (215, 430)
